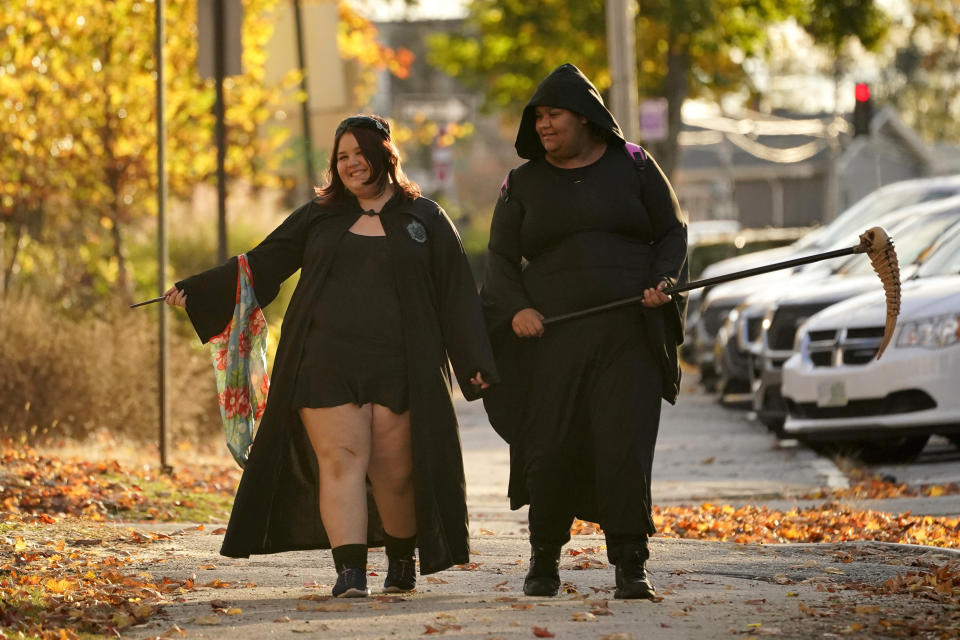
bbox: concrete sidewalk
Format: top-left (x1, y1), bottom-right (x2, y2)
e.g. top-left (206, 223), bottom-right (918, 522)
top-left (118, 391), bottom-right (960, 639)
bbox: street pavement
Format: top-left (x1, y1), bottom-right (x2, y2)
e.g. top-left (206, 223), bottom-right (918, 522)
top-left (122, 383), bottom-right (960, 640)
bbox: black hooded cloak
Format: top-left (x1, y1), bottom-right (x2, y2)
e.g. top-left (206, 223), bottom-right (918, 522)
top-left (480, 63), bottom-right (688, 536)
top-left (176, 194), bottom-right (498, 574)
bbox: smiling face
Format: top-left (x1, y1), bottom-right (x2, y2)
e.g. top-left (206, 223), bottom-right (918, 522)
top-left (336, 132), bottom-right (378, 198)
top-left (534, 106), bottom-right (591, 158)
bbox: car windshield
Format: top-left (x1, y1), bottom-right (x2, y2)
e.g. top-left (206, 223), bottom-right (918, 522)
top-left (837, 210), bottom-right (960, 277)
top-left (916, 227), bottom-right (960, 278)
top-left (796, 186), bottom-right (960, 252)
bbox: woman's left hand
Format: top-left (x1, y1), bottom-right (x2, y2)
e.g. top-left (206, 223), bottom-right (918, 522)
top-left (641, 281), bottom-right (672, 308)
top-left (470, 371), bottom-right (490, 390)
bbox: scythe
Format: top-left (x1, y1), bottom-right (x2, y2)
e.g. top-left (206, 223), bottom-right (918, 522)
top-left (542, 226), bottom-right (902, 360)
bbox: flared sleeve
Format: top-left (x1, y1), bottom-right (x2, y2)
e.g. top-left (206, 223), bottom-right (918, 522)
top-left (479, 178), bottom-right (534, 333)
top-left (429, 206), bottom-right (500, 401)
top-left (176, 202), bottom-right (316, 343)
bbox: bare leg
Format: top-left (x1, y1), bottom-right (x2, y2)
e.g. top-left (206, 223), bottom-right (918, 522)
top-left (367, 404), bottom-right (416, 538)
top-left (300, 404), bottom-right (372, 547)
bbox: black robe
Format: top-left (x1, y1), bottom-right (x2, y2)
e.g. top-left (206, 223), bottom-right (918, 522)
top-left (177, 194), bottom-right (498, 575)
top-left (480, 63), bottom-right (688, 532)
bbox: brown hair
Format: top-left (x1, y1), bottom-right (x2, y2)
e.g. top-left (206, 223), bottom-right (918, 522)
top-left (314, 114), bottom-right (421, 206)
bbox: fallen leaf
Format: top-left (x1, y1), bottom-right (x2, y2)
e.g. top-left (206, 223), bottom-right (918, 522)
top-left (532, 627), bottom-right (555, 638)
top-left (273, 616), bottom-right (291, 623)
top-left (192, 614), bottom-right (221, 625)
top-left (571, 612), bottom-right (596, 622)
top-left (375, 595), bottom-right (407, 603)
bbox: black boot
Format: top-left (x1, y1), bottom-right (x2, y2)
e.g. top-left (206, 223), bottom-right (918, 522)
top-left (523, 543), bottom-right (561, 597)
top-left (613, 543), bottom-right (656, 600)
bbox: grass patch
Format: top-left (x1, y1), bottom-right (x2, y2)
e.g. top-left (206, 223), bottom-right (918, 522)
top-left (99, 472), bottom-right (234, 523)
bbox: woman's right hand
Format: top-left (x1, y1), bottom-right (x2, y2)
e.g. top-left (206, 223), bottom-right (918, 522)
top-left (164, 286), bottom-right (187, 308)
top-left (512, 307), bottom-right (544, 338)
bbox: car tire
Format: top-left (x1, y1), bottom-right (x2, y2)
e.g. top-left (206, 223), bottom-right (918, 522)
top-left (759, 413), bottom-right (785, 437)
top-left (857, 435), bottom-right (930, 464)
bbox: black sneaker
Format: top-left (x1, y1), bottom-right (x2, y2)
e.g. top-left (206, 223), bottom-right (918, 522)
top-left (383, 557), bottom-right (416, 593)
top-left (523, 543), bottom-right (561, 597)
top-left (332, 567), bottom-right (370, 598)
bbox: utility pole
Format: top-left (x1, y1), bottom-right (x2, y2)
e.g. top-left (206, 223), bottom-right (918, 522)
top-left (605, 0), bottom-right (639, 142)
top-left (155, 0), bottom-right (171, 473)
top-left (292, 0), bottom-right (316, 191)
top-left (197, 0), bottom-right (242, 264)
top-left (214, 0), bottom-right (228, 264)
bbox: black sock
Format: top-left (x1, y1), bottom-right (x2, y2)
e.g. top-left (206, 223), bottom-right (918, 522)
top-left (383, 533), bottom-right (416, 560)
top-left (332, 544), bottom-right (368, 573)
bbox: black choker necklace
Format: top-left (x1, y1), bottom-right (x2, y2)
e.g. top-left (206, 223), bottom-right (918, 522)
top-left (362, 208), bottom-right (378, 217)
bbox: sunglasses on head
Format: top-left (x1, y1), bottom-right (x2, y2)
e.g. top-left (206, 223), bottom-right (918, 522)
top-left (336, 115), bottom-right (390, 139)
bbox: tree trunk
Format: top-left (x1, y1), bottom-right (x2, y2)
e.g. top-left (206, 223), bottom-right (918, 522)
top-left (650, 45), bottom-right (690, 181)
top-left (3, 222), bottom-right (25, 296)
top-left (109, 203), bottom-right (132, 305)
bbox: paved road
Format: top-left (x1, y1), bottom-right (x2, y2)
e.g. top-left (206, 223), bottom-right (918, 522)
top-left (458, 380), bottom-right (849, 539)
top-left (114, 383), bottom-right (960, 640)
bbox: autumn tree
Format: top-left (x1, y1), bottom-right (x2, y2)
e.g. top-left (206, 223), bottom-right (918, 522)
top-left (427, 0), bottom-right (895, 177)
top-left (878, 0), bottom-right (960, 143)
top-left (0, 0), bottom-right (296, 306)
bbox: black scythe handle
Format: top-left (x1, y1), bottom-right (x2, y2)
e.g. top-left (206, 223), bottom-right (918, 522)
top-left (542, 245), bottom-right (859, 326)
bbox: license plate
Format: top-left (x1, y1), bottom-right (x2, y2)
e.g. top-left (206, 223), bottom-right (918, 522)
top-left (817, 381), bottom-right (847, 407)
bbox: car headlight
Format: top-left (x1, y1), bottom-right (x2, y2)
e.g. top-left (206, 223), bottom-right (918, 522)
top-left (896, 314), bottom-right (960, 349)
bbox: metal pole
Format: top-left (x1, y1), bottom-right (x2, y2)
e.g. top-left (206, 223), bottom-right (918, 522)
top-left (215, 0), bottom-right (228, 264)
top-left (155, 0), bottom-right (171, 473)
top-left (292, 0), bottom-right (316, 191)
top-left (605, 0), bottom-right (639, 142)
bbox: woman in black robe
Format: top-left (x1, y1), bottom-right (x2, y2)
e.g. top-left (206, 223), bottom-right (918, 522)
top-left (481, 64), bottom-right (688, 599)
top-left (164, 115), bottom-right (498, 598)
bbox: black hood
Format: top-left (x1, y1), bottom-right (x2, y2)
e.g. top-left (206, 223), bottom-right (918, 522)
top-left (515, 63), bottom-right (625, 159)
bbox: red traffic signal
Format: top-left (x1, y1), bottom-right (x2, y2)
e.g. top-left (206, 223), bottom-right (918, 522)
top-left (853, 83), bottom-right (872, 137)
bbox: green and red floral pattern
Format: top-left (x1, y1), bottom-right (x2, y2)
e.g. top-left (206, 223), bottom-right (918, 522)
top-left (208, 254), bottom-right (269, 467)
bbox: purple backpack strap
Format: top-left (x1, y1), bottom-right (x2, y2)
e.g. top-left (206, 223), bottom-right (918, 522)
top-left (624, 141), bottom-right (647, 164)
top-left (499, 169), bottom-right (514, 202)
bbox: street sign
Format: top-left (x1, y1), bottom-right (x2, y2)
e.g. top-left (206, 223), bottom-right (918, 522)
top-left (640, 98), bottom-right (668, 143)
top-left (197, 0), bottom-right (244, 79)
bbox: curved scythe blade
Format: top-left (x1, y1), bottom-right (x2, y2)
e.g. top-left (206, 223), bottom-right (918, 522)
top-left (853, 226), bottom-right (901, 359)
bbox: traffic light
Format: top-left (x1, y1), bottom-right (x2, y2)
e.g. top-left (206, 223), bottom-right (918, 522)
top-left (853, 83), bottom-right (872, 137)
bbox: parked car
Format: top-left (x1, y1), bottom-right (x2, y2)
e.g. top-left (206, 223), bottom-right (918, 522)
top-left (691, 175), bottom-right (960, 386)
top-left (704, 194), bottom-right (960, 398)
top-left (750, 200), bottom-right (960, 431)
top-left (781, 274), bottom-right (960, 462)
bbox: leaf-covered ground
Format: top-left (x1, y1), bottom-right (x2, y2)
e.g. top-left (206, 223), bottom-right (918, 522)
top-left (3, 444), bottom-right (960, 639)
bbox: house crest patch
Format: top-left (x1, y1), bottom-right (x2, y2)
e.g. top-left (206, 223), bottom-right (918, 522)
top-left (406, 221), bottom-right (427, 243)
